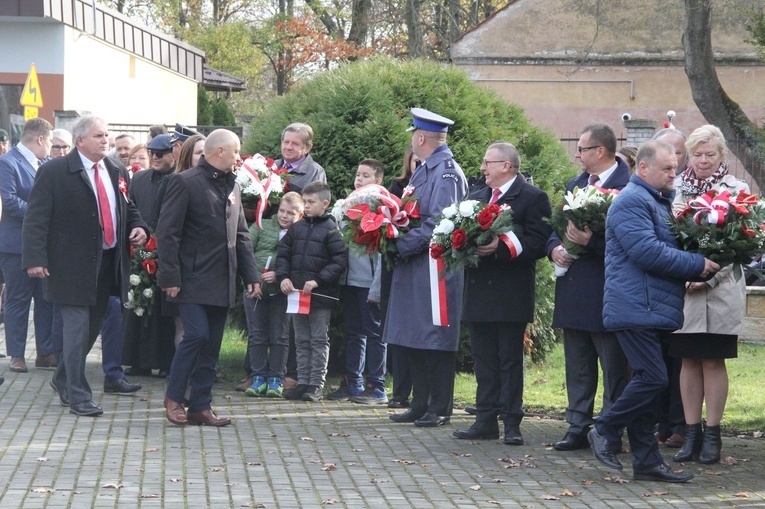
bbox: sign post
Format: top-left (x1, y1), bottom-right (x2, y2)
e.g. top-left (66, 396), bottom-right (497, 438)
top-left (20, 64), bottom-right (43, 120)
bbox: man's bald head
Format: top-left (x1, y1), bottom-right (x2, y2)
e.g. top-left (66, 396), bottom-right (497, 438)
top-left (204, 129), bottom-right (241, 173)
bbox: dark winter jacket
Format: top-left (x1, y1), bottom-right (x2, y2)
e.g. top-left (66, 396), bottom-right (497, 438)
top-left (276, 213), bottom-right (347, 309)
top-left (603, 174), bottom-right (705, 331)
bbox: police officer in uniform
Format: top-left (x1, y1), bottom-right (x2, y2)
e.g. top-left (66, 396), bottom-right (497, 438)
top-left (386, 108), bottom-right (467, 428)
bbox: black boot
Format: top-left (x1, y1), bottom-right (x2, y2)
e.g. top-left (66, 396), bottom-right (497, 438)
top-left (698, 424), bottom-right (721, 464)
top-left (673, 422), bottom-right (702, 462)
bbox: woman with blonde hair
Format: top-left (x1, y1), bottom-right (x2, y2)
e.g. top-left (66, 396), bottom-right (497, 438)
top-left (670, 124), bottom-right (748, 465)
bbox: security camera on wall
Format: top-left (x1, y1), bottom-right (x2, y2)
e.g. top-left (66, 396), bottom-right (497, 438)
top-left (621, 113), bottom-right (632, 122)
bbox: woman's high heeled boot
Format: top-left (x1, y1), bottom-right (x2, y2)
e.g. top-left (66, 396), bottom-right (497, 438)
top-left (698, 424), bottom-right (721, 464)
top-left (673, 422), bottom-right (702, 462)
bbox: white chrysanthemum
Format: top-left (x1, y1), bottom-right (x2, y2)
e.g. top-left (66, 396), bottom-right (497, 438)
top-left (129, 274), bottom-right (141, 286)
top-left (143, 288), bottom-right (153, 299)
top-left (268, 174), bottom-right (284, 193)
top-left (434, 218), bottom-right (455, 235)
top-left (135, 307), bottom-right (145, 316)
top-left (459, 200), bottom-right (479, 217)
top-left (442, 204), bottom-right (458, 218)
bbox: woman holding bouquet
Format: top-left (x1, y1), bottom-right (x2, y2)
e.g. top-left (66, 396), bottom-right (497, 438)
top-left (670, 125), bottom-right (748, 465)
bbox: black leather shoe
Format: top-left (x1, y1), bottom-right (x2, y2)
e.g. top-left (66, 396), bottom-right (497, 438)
top-left (503, 425), bottom-right (524, 445)
top-left (390, 409), bottom-right (425, 423)
top-left (464, 406), bottom-right (478, 416)
top-left (588, 428), bottom-right (622, 470)
top-left (124, 367), bottom-right (152, 376)
top-left (414, 412), bottom-right (450, 427)
top-left (104, 378), bottom-right (142, 394)
top-left (453, 421), bottom-right (499, 440)
top-left (554, 431), bottom-right (589, 451)
top-left (633, 462), bottom-right (694, 483)
top-left (387, 397), bottom-right (410, 409)
top-left (49, 379), bottom-right (70, 407)
top-left (69, 401), bottom-right (104, 417)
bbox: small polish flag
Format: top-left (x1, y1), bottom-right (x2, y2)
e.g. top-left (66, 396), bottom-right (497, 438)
top-left (286, 290), bottom-right (311, 314)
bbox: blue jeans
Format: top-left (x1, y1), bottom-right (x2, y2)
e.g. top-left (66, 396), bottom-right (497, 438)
top-left (341, 286), bottom-right (385, 389)
top-left (244, 291), bottom-right (289, 377)
top-left (166, 303), bottom-right (228, 413)
top-left (595, 328), bottom-right (669, 470)
top-left (0, 252), bottom-right (54, 357)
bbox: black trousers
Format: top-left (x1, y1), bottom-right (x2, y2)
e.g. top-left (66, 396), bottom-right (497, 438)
top-left (469, 321), bottom-right (526, 426)
top-left (406, 347), bottom-right (455, 416)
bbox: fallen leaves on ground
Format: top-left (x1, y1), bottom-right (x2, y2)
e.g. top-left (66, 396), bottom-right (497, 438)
top-left (451, 452), bottom-right (472, 457)
top-left (734, 492), bottom-right (750, 498)
top-left (36, 457), bottom-right (48, 462)
top-left (323, 499), bottom-right (341, 505)
top-left (469, 485), bottom-right (481, 491)
top-left (247, 461), bottom-right (262, 466)
top-left (140, 494), bottom-right (160, 498)
top-left (560, 488), bottom-right (580, 496)
top-left (720, 456), bottom-right (738, 466)
top-left (603, 476), bottom-right (629, 483)
top-left (321, 463), bottom-right (337, 471)
top-left (392, 459), bottom-right (416, 465)
top-left (31, 487), bottom-right (54, 493)
top-left (103, 483), bottom-right (123, 489)
top-left (300, 437), bottom-right (315, 442)
top-left (328, 433), bottom-right (350, 437)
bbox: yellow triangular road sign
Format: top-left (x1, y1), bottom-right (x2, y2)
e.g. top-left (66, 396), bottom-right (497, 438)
top-left (20, 64), bottom-right (43, 108)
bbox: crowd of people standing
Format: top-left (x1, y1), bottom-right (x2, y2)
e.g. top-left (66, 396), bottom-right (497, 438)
top-left (0, 109), bottom-right (751, 483)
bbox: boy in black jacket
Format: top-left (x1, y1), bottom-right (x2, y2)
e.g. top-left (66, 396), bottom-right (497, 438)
top-left (277, 182), bottom-right (347, 401)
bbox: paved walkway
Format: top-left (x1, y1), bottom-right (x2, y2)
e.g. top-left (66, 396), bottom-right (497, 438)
top-left (1, 329), bottom-right (764, 508)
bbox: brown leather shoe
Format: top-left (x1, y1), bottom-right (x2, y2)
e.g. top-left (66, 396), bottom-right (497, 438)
top-left (187, 409), bottom-right (232, 427)
top-left (9, 357), bottom-right (27, 373)
top-left (35, 353), bottom-right (57, 368)
top-left (165, 397), bottom-right (188, 425)
top-left (664, 433), bottom-right (686, 448)
top-left (235, 376), bottom-right (253, 392)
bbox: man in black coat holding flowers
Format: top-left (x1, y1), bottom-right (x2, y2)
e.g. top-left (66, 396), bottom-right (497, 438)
top-left (453, 141), bottom-right (551, 445)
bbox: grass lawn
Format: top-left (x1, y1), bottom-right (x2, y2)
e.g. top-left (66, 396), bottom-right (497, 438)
top-left (218, 327), bottom-right (765, 434)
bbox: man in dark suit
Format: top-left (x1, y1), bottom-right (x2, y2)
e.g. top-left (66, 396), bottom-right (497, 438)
top-left (0, 118), bottom-right (56, 373)
top-left (548, 124), bottom-right (629, 451)
top-left (23, 115), bottom-right (148, 417)
top-left (453, 141), bottom-right (551, 444)
top-left (158, 129), bottom-right (259, 427)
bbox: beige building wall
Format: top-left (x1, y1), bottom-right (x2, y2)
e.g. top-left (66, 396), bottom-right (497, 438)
top-left (62, 26), bottom-right (197, 125)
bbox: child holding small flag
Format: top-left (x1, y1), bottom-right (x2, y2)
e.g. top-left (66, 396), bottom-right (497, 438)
top-left (244, 192), bottom-right (304, 398)
top-left (277, 182), bottom-right (347, 402)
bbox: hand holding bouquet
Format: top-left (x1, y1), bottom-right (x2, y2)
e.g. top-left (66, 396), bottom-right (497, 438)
top-left (672, 189), bottom-right (765, 280)
top-left (125, 235), bottom-right (159, 321)
top-left (548, 185), bottom-right (619, 276)
top-left (332, 184), bottom-right (420, 266)
top-left (235, 154), bottom-right (287, 228)
top-left (429, 199), bottom-right (515, 272)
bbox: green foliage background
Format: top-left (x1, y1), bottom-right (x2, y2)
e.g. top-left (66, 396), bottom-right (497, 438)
top-left (244, 57), bottom-right (577, 362)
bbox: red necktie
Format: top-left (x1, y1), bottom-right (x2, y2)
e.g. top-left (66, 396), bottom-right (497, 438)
top-left (489, 188), bottom-right (501, 204)
top-left (588, 173), bottom-right (599, 186)
top-left (93, 163), bottom-right (115, 247)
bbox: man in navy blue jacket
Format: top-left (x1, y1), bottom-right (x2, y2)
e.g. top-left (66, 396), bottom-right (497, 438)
top-left (589, 140), bottom-right (719, 483)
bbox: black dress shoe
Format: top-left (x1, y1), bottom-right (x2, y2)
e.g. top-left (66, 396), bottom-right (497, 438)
top-left (414, 412), bottom-right (449, 427)
top-left (124, 367), bottom-right (152, 376)
top-left (588, 428), bottom-right (622, 470)
top-left (104, 378), bottom-right (142, 393)
top-left (69, 401), bottom-right (103, 417)
top-left (387, 397), bottom-right (410, 409)
top-left (390, 409), bottom-right (424, 423)
top-left (49, 379), bottom-right (70, 407)
top-left (464, 406), bottom-right (478, 416)
top-left (554, 431), bottom-right (589, 451)
top-left (453, 421), bottom-right (499, 440)
top-left (503, 425), bottom-right (524, 446)
top-left (633, 462), bottom-right (694, 483)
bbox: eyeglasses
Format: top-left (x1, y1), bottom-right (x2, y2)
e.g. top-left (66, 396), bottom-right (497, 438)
top-left (150, 150), bottom-right (171, 158)
top-left (481, 160), bottom-right (509, 167)
top-left (577, 146), bottom-right (602, 154)
top-left (51, 145), bottom-right (70, 151)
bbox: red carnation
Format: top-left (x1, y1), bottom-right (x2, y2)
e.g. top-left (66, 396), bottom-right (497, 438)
top-left (477, 208), bottom-right (495, 230)
top-left (142, 259), bottom-right (158, 275)
top-left (430, 244), bottom-right (445, 259)
top-left (452, 228), bottom-right (468, 250)
top-left (144, 236), bottom-right (157, 252)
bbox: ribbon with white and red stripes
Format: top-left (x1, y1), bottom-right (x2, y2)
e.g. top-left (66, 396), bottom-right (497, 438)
top-left (498, 230), bottom-right (523, 259)
top-left (241, 158), bottom-right (274, 229)
top-left (428, 255), bottom-right (449, 327)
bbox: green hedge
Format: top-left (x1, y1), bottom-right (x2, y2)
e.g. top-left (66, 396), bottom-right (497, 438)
top-left (243, 57), bottom-right (576, 363)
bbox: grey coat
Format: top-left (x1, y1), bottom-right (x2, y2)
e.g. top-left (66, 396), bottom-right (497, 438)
top-left (382, 145), bottom-right (467, 351)
top-left (275, 154), bottom-right (326, 195)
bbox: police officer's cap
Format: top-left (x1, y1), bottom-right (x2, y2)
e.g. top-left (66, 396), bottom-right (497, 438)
top-left (0, 129), bottom-right (8, 142)
top-left (407, 108), bottom-right (454, 133)
top-left (147, 134), bottom-right (173, 151)
top-left (171, 123), bottom-right (201, 144)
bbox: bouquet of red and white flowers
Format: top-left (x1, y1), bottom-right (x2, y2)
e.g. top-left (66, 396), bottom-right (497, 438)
top-left (548, 185), bottom-right (619, 276)
top-left (125, 235), bottom-right (159, 320)
top-left (331, 184), bottom-right (420, 265)
top-left (235, 154), bottom-right (288, 228)
top-left (429, 199), bottom-right (515, 272)
top-left (672, 189), bottom-right (765, 279)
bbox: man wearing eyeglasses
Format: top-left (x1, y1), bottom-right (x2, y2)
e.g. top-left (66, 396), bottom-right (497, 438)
top-left (121, 133), bottom-right (177, 378)
top-left (547, 123), bottom-right (630, 453)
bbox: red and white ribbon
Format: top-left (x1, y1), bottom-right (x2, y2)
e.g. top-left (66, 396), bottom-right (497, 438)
top-left (498, 230), bottom-right (523, 259)
top-left (689, 190), bottom-right (732, 225)
top-left (241, 158), bottom-right (274, 229)
top-left (428, 255), bottom-right (449, 327)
